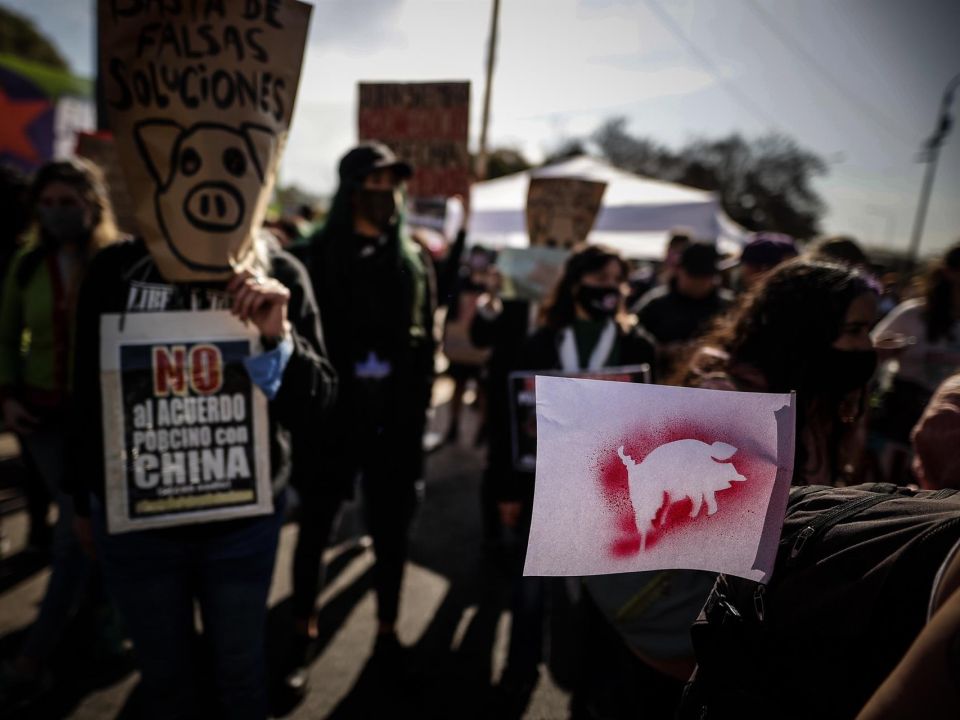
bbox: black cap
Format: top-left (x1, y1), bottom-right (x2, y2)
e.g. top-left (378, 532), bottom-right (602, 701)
top-left (679, 242), bottom-right (721, 277)
top-left (338, 142), bottom-right (413, 186)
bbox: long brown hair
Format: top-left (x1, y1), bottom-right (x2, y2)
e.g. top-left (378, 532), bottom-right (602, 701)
top-left (675, 259), bottom-right (876, 483)
top-left (28, 158), bottom-right (119, 258)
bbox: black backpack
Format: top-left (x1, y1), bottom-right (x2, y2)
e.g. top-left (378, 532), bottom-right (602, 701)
top-left (679, 483), bottom-right (960, 720)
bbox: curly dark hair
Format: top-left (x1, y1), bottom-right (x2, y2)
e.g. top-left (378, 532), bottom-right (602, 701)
top-left (923, 240), bottom-right (960, 343)
top-left (540, 243), bottom-right (628, 330)
top-left (676, 259), bottom-right (876, 483)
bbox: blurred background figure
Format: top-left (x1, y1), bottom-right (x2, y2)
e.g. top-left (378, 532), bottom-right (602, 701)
top-left (0, 159), bottom-right (119, 704)
top-left (633, 241), bottom-right (734, 378)
top-left (733, 232), bottom-right (798, 291)
top-left (911, 373), bottom-right (960, 490)
top-left (870, 241), bottom-right (960, 481)
top-left (807, 234), bottom-right (869, 271)
top-left (442, 245), bottom-right (495, 445)
top-left (657, 228), bottom-right (693, 286)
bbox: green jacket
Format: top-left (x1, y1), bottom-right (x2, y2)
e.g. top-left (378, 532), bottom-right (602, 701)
top-left (0, 245), bottom-right (73, 409)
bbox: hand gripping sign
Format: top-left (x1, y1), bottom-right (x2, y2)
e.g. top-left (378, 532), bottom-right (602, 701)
top-left (524, 377), bottom-right (796, 583)
top-left (99, 0), bottom-right (311, 280)
top-left (100, 311), bottom-right (272, 533)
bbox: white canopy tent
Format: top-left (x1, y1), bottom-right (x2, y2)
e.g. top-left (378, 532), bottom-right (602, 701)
top-left (468, 156), bottom-right (747, 260)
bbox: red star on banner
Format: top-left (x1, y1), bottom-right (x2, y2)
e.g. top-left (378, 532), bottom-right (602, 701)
top-left (0, 87), bottom-right (49, 164)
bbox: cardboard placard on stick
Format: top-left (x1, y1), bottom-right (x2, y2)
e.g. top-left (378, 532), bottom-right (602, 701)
top-left (98, 0), bottom-right (312, 281)
top-left (75, 131), bottom-right (138, 236)
top-left (526, 177), bottom-right (607, 249)
top-left (358, 81), bottom-right (470, 202)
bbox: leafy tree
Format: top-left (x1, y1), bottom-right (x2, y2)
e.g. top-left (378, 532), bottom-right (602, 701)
top-left (543, 138), bottom-right (589, 164)
top-left (0, 8), bottom-right (69, 71)
top-left (480, 147), bottom-right (532, 180)
top-left (591, 116), bottom-right (828, 239)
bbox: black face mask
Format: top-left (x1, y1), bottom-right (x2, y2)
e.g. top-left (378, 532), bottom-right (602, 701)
top-left (37, 206), bottom-right (89, 245)
top-left (354, 188), bottom-right (398, 231)
top-left (576, 285), bottom-right (621, 320)
top-left (811, 347), bottom-right (878, 395)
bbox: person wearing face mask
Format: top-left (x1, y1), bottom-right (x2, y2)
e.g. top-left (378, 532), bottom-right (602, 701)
top-left (0, 159), bottom-right (120, 703)
top-left (491, 245), bottom-right (656, 708)
top-left (285, 143), bottom-right (436, 693)
top-left (675, 259), bottom-right (879, 486)
top-left (633, 241), bottom-right (735, 378)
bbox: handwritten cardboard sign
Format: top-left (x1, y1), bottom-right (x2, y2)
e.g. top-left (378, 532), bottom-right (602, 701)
top-left (525, 377), bottom-right (795, 583)
top-left (526, 177), bottom-right (607, 249)
top-left (98, 0), bottom-right (311, 280)
top-left (358, 81), bottom-right (470, 201)
top-left (100, 311), bottom-right (272, 533)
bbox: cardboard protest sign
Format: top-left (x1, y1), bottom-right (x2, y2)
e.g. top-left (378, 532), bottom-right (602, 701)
top-left (524, 377), bottom-right (795, 583)
top-left (100, 311), bottom-right (272, 533)
top-left (98, 0), bottom-right (311, 280)
top-left (75, 131), bottom-right (138, 235)
top-left (526, 177), bottom-right (607, 249)
top-left (509, 365), bottom-right (651, 473)
top-left (358, 81), bottom-right (470, 201)
top-left (496, 246), bottom-right (570, 301)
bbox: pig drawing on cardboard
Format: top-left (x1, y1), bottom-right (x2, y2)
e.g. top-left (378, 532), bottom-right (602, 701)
top-left (618, 440), bottom-right (746, 549)
top-left (134, 119), bottom-right (276, 275)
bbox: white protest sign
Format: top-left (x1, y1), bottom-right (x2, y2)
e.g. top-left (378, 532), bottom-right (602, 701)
top-left (524, 376), bottom-right (795, 583)
top-left (100, 310), bottom-right (272, 533)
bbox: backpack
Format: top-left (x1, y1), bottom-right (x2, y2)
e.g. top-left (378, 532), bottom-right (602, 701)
top-left (679, 483), bottom-right (960, 720)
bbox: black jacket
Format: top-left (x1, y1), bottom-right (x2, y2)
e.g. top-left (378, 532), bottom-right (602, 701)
top-left (308, 209), bottom-right (437, 491)
top-left (633, 282), bottom-right (734, 345)
top-left (69, 238), bottom-right (337, 517)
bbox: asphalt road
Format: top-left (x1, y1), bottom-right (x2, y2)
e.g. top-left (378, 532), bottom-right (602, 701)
top-left (0, 384), bottom-right (574, 719)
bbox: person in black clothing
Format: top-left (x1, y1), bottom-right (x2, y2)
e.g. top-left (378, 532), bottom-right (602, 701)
top-left (68, 234), bottom-right (336, 720)
top-left (494, 244), bottom-right (656, 703)
top-left (633, 241), bottom-right (734, 377)
top-left (469, 267), bottom-right (537, 550)
top-left (287, 142), bottom-right (436, 688)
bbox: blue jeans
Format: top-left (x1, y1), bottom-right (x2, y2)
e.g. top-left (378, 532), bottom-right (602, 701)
top-left (92, 496), bottom-right (283, 720)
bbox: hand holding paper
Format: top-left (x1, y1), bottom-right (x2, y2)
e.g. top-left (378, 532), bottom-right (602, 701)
top-left (227, 272), bottom-right (290, 339)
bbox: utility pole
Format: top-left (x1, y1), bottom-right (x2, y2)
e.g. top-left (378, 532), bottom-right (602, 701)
top-left (907, 73), bottom-right (960, 264)
top-left (475, 0), bottom-right (501, 181)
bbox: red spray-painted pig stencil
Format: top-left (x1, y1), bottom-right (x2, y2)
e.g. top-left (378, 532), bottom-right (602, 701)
top-left (618, 440), bottom-right (745, 550)
top-left (595, 421), bottom-right (767, 557)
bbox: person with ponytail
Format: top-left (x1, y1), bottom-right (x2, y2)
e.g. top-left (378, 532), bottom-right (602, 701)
top-left (285, 143), bottom-right (436, 692)
top-left (0, 159), bottom-right (118, 701)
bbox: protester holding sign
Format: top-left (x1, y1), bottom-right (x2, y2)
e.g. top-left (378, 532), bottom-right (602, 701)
top-left (494, 244), bottom-right (655, 700)
top-left (288, 141), bottom-right (436, 691)
top-left (0, 158), bottom-right (119, 701)
top-left (67, 3), bottom-right (328, 718)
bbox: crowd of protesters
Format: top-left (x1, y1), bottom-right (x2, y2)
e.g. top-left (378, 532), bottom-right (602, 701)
top-left (1, 139), bottom-right (959, 719)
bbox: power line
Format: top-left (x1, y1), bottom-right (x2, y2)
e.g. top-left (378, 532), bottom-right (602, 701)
top-left (643, 0), bottom-right (783, 130)
top-left (743, 0), bottom-right (914, 147)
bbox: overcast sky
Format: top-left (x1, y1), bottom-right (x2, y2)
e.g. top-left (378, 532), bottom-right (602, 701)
top-left (4, 0), bottom-right (959, 255)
